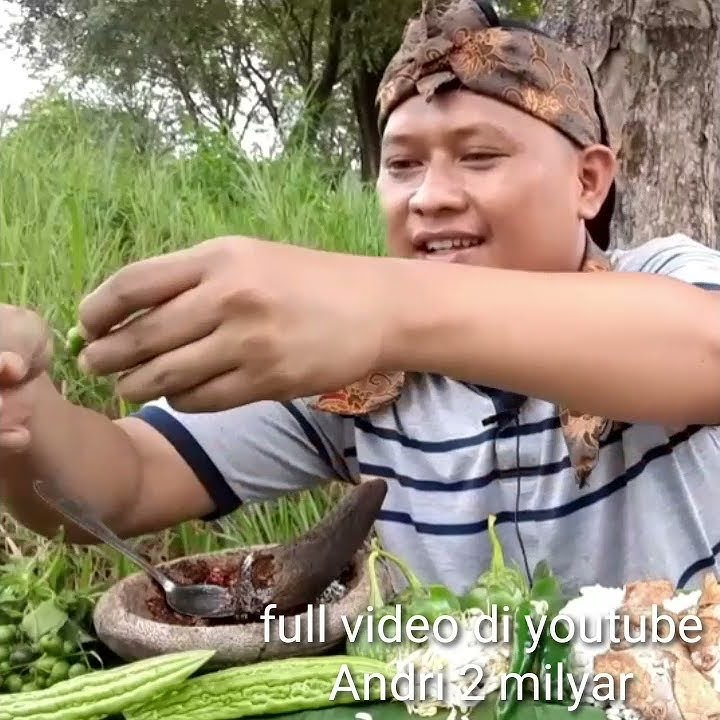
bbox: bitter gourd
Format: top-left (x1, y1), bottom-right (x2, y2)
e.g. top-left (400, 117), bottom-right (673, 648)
top-left (123, 655), bottom-right (395, 720)
top-left (1, 648), bottom-right (214, 720)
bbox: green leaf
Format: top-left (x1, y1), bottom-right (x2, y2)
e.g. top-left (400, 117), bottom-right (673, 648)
top-left (60, 618), bottom-right (95, 645)
top-left (508, 702), bottom-right (606, 720)
top-left (246, 698), bottom-right (607, 720)
top-left (531, 560), bottom-right (552, 585)
top-left (20, 599), bottom-right (68, 642)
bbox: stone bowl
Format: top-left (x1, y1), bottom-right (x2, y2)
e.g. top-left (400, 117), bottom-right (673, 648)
top-left (93, 543), bottom-right (392, 667)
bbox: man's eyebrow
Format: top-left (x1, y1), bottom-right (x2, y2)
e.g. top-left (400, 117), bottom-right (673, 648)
top-left (382, 123), bottom-right (523, 148)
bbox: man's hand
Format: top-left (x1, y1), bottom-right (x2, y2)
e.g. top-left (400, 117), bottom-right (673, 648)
top-left (0, 305), bottom-right (54, 453)
top-left (77, 236), bottom-right (399, 412)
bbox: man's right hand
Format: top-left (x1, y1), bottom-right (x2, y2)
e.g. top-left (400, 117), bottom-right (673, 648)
top-left (0, 304), bottom-right (54, 454)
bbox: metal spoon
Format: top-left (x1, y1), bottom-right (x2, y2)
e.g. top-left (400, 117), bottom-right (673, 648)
top-left (32, 478), bottom-right (235, 619)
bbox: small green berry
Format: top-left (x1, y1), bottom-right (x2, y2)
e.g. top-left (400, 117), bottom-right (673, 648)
top-left (65, 326), bottom-right (86, 357)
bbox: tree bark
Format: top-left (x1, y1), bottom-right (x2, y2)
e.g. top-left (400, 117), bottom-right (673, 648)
top-left (352, 66), bottom-right (383, 181)
top-left (286, 0), bottom-right (351, 150)
top-left (540, 0), bottom-right (719, 250)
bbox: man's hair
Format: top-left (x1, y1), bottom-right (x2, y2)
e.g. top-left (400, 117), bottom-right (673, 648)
top-left (473, 0), bottom-right (554, 39)
top-left (500, 18), bottom-right (553, 37)
top-left (477, 11), bottom-right (555, 41)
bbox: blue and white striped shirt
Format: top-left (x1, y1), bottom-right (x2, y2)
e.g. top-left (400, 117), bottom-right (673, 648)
top-left (135, 234), bottom-right (720, 596)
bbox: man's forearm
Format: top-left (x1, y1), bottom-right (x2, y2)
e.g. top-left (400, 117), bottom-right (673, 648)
top-left (0, 374), bottom-right (144, 543)
top-left (383, 261), bottom-right (720, 425)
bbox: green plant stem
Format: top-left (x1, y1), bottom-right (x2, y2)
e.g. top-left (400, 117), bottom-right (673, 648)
top-left (375, 547), bottom-right (423, 593)
top-left (367, 549), bottom-right (384, 609)
top-left (488, 514), bottom-right (504, 572)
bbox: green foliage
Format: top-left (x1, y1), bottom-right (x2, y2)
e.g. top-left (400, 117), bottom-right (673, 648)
top-left (0, 95), bottom-right (375, 597)
top-left (0, 535), bottom-right (106, 692)
top-left (5, 0), bottom-right (541, 171)
top-left (497, 0), bottom-right (543, 21)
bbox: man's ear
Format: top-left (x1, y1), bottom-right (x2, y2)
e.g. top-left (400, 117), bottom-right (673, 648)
top-left (577, 145), bottom-right (617, 221)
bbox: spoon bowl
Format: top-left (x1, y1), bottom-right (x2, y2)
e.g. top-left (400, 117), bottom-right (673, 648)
top-left (159, 582), bottom-right (235, 619)
top-left (33, 478), bottom-right (235, 619)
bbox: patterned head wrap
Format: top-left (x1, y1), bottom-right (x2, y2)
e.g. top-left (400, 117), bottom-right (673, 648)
top-left (377, 0), bottom-right (617, 251)
top-left (309, 0), bottom-right (621, 487)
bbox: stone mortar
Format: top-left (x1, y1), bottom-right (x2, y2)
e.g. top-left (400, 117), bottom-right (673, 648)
top-left (93, 544), bottom-right (392, 667)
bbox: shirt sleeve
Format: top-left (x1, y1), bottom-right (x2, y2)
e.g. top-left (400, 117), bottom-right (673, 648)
top-left (132, 396), bottom-right (358, 521)
top-left (613, 233), bottom-right (720, 290)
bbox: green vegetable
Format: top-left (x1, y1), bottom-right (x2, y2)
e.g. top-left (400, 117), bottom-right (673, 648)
top-left (460, 514), bottom-right (529, 614)
top-left (494, 560), bottom-right (571, 720)
top-left (38, 634), bottom-right (64, 657)
top-left (496, 598), bottom-right (547, 720)
top-left (62, 641), bottom-right (76, 656)
top-left (529, 564), bottom-right (573, 705)
top-left (346, 605), bottom-right (410, 662)
top-left (538, 619), bottom-right (573, 704)
top-left (0, 542), bottom-right (104, 696)
top-left (32, 655), bottom-right (58, 675)
top-left (346, 548), bottom-right (414, 661)
top-left (4, 675), bottom-right (22, 694)
top-left (8, 645), bottom-right (34, 666)
top-left (531, 560), bottom-right (553, 585)
top-left (0, 649), bottom-right (213, 720)
top-left (65, 326), bottom-right (86, 357)
top-left (123, 655), bottom-right (394, 720)
top-left (67, 663), bottom-right (87, 679)
top-left (245, 692), bottom-right (610, 720)
top-left (374, 544), bottom-right (461, 621)
top-left (0, 628), bottom-right (17, 645)
top-left (49, 660), bottom-right (70, 682)
top-left (395, 581), bottom-right (461, 624)
top-left (346, 542), bottom-right (461, 661)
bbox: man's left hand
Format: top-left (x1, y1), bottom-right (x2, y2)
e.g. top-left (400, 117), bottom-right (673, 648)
top-left (77, 236), bottom-right (399, 412)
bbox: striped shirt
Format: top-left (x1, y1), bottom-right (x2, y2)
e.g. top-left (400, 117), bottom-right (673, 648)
top-left (135, 234), bottom-right (720, 597)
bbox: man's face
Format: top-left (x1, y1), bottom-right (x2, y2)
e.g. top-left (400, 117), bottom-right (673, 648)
top-left (376, 89), bottom-right (615, 271)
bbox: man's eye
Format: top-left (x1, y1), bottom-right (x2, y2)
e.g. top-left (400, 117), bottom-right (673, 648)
top-left (386, 158), bottom-right (420, 171)
top-left (462, 151), bottom-right (502, 163)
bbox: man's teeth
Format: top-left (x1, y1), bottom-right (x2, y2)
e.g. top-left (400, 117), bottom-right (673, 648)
top-left (425, 238), bottom-right (480, 252)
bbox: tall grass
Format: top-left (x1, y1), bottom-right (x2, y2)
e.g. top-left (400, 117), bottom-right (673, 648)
top-left (0, 97), bottom-right (386, 584)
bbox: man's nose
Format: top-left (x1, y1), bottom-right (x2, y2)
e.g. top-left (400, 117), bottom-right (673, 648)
top-left (408, 163), bottom-right (468, 215)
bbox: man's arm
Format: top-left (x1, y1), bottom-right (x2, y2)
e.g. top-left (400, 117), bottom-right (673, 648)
top-left (72, 234), bottom-right (719, 427)
top-left (0, 373), bottom-right (210, 543)
top-left (384, 235), bottom-right (720, 426)
top-left (1, 374), bottom-right (353, 543)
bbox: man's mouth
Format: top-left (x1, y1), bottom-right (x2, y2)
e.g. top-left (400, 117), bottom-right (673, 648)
top-left (423, 237), bottom-right (483, 253)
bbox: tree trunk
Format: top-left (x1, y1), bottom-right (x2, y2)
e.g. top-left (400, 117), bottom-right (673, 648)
top-left (352, 66), bottom-right (383, 181)
top-left (540, 0), bottom-right (719, 250)
top-left (286, 0), bottom-right (351, 151)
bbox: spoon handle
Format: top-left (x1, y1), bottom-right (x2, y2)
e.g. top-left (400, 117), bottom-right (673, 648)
top-left (33, 478), bottom-right (175, 593)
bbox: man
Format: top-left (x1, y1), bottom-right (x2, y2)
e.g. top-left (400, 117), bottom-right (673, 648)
top-left (1, 0), bottom-right (719, 597)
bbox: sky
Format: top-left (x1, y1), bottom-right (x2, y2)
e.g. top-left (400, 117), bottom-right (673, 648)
top-left (0, 4), bottom-right (42, 115)
top-left (0, 2), bottom-right (278, 153)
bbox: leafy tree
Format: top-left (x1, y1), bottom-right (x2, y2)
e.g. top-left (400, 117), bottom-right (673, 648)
top-left (4, 0), bottom-right (540, 175)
